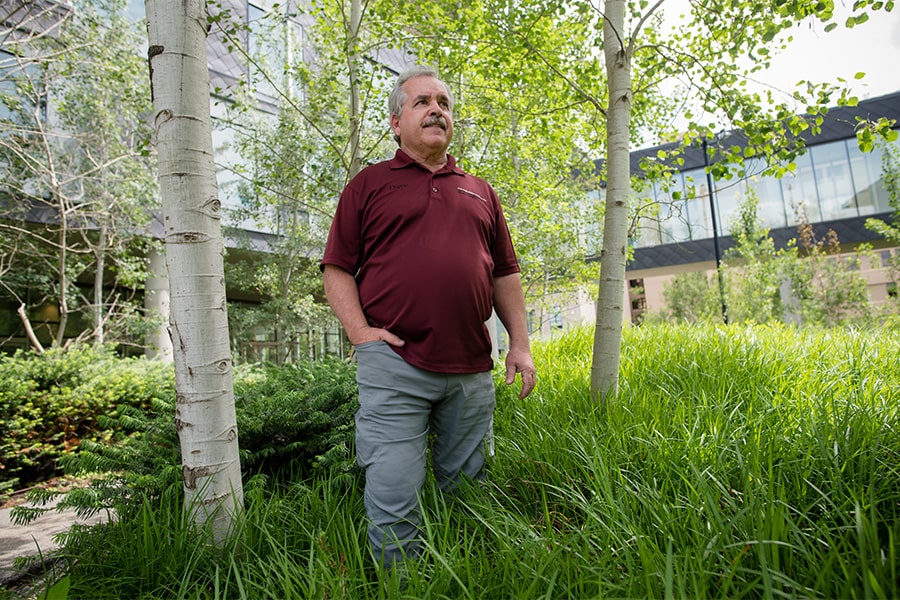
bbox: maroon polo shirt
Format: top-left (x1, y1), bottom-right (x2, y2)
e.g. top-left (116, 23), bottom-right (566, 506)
top-left (321, 150), bottom-right (520, 374)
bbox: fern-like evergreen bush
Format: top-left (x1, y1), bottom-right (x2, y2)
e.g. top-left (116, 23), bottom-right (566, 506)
top-left (233, 358), bottom-right (359, 479)
top-left (15, 356), bottom-right (360, 523)
top-left (0, 345), bottom-right (174, 502)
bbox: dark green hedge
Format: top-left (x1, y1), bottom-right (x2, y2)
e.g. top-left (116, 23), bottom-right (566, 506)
top-left (3, 346), bottom-right (360, 516)
top-left (0, 345), bottom-right (174, 501)
top-left (233, 359), bottom-right (359, 478)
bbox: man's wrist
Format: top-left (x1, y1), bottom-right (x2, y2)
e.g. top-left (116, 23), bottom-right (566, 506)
top-left (345, 324), bottom-right (371, 345)
top-left (507, 340), bottom-right (531, 354)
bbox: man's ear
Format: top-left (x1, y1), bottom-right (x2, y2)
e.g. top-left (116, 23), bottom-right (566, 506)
top-left (389, 114), bottom-right (400, 137)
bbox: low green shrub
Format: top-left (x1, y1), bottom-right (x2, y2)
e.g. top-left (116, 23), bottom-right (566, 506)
top-left (0, 345), bottom-right (174, 501)
top-left (234, 358), bottom-right (359, 481)
top-left (18, 356), bottom-right (359, 522)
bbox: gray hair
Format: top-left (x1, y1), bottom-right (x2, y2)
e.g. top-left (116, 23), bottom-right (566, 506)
top-left (388, 66), bottom-right (454, 144)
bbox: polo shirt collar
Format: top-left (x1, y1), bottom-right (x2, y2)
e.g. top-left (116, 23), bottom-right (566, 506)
top-left (390, 149), bottom-right (465, 176)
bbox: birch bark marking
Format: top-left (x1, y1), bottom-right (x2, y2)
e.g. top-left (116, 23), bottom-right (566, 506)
top-left (347, 0), bottom-right (364, 178)
top-left (591, 0), bottom-right (632, 404)
top-left (144, 0), bottom-right (243, 544)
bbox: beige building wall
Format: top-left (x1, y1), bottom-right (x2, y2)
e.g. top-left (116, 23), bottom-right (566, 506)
top-left (623, 247), bottom-right (897, 321)
top-left (534, 245), bottom-right (898, 335)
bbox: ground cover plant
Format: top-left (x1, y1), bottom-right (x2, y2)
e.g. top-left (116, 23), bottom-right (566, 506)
top-left (0, 345), bottom-right (174, 503)
top-left (10, 322), bottom-right (900, 599)
top-left (6, 357), bottom-right (358, 527)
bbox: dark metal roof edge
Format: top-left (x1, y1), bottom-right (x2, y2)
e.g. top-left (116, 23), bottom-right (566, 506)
top-left (593, 90), bottom-right (900, 175)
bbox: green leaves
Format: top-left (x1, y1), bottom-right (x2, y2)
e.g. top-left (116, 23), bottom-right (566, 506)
top-left (855, 116), bottom-right (898, 152)
top-left (845, 11), bottom-right (870, 26)
top-left (1, 0), bottom-right (157, 350)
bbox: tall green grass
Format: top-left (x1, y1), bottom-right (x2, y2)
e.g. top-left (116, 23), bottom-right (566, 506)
top-left (32, 323), bottom-right (900, 599)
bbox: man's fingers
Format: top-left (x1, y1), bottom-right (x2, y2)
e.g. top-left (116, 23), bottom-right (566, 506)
top-left (383, 331), bottom-right (405, 346)
top-left (519, 370), bottom-right (536, 399)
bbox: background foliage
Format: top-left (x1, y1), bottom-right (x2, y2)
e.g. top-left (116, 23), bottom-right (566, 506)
top-left (0, 0), bottom-right (157, 352)
top-left (663, 139), bottom-right (900, 325)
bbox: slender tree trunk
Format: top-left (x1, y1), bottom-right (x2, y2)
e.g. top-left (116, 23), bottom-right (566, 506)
top-left (347, 0), bottom-right (363, 178)
top-left (590, 0), bottom-right (631, 403)
top-left (16, 304), bottom-right (44, 354)
top-left (144, 248), bottom-right (173, 361)
top-left (145, 0), bottom-right (243, 543)
top-left (93, 220), bottom-right (108, 345)
top-left (55, 203), bottom-right (69, 348)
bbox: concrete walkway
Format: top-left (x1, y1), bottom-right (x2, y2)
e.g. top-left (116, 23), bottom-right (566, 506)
top-left (0, 502), bottom-right (106, 587)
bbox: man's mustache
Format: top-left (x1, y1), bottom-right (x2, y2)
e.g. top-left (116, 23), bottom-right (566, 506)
top-left (423, 116), bottom-right (447, 129)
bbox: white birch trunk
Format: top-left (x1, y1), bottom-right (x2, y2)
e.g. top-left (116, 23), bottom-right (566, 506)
top-left (93, 221), bottom-right (108, 345)
top-left (591, 0), bottom-right (631, 403)
top-left (347, 0), bottom-right (363, 178)
top-left (145, 0), bottom-right (243, 543)
top-left (144, 247), bottom-right (173, 362)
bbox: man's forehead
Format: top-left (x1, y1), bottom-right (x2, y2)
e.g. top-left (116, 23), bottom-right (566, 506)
top-left (404, 77), bottom-right (450, 99)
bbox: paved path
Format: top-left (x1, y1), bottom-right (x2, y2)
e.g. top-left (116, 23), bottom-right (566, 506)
top-left (0, 502), bottom-right (105, 586)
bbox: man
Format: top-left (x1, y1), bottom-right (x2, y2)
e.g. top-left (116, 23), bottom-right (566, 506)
top-left (321, 65), bottom-right (536, 568)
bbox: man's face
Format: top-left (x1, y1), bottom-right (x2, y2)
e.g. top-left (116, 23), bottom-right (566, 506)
top-left (390, 76), bottom-right (453, 157)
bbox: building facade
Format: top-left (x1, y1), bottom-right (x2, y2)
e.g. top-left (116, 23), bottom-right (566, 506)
top-left (613, 92), bottom-right (899, 326)
top-left (527, 92), bottom-right (899, 336)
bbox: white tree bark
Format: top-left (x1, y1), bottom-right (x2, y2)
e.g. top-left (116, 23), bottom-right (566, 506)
top-left (144, 247), bottom-right (173, 362)
top-left (590, 0), bottom-right (631, 403)
top-left (347, 0), bottom-right (363, 178)
top-left (92, 220), bottom-right (108, 346)
top-left (145, 0), bottom-right (243, 543)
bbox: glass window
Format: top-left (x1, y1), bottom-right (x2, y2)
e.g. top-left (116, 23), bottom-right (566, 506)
top-left (849, 141), bottom-right (885, 215)
top-left (581, 189), bottom-right (604, 255)
top-left (712, 174), bottom-right (747, 236)
top-left (0, 50), bottom-right (16, 123)
top-left (625, 131), bottom-right (899, 251)
top-left (248, 4), bottom-right (278, 99)
top-left (850, 137), bottom-right (899, 215)
top-left (631, 181), bottom-right (661, 248)
top-left (550, 308), bottom-right (563, 330)
top-left (811, 141), bottom-right (857, 220)
top-left (0, 50), bottom-right (45, 126)
top-left (743, 158), bottom-right (788, 229)
top-left (247, 5), bottom-right (308, 101)
top-left (210, 102), bottom-right (262, 232)
top-left (780, 151), bottom-right (820, 225)
top-left (682, 168), bottom-right (713, 240)
top-left (658, 174), bottom-right (690, 243)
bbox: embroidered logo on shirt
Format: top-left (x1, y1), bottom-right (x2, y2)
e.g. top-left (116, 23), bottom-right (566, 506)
top-left (457, 187), bottom-right (487, 203)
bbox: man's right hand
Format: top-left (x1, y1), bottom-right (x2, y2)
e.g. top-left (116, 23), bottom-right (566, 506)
top-left (349, 326), bottom-right (405, 347)
top-left (324, 265), bottom-right (406, 348)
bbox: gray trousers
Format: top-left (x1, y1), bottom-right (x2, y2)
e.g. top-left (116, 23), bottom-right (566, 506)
top-left (354, 341), bottom-right (495, 568)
